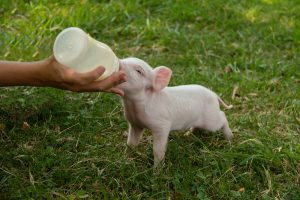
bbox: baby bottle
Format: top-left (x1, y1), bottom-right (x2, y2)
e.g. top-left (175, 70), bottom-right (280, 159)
top-left (53, 27), bottom-right (119, 80)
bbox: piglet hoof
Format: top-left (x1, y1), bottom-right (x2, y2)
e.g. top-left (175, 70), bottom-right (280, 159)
top-left (126, 134), bottom-right (141, 148)
top-left (127, 141), bottom-right (138, 149)
top-left (124, 145), bottom-right (132, 154)
top-left (153, 160), bottom-right (165, 175)
top-left (224, 132), bottom-right (233, 142)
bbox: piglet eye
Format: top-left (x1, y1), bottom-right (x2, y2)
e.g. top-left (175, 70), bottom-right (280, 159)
top-left (136, 69), bottom-right (143, 75)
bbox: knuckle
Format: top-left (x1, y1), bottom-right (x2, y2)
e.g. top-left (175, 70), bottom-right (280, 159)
top-left (110, 77), bottom-right (120, 86)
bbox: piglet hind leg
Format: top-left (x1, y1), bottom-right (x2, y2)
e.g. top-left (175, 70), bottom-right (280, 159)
top-left (127, 124), bottom-right (144, 148)
top-left (152, 129), bottom-right (170, 168)
top-left (220, 111), bottom-right (233, 141)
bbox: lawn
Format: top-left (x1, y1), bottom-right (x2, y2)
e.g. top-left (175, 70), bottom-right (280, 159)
top-left (0, 0), bottom-right (299, 199)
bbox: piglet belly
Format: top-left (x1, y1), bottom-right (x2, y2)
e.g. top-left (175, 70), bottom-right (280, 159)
top-left (169, 98), bottom-right (203, 131)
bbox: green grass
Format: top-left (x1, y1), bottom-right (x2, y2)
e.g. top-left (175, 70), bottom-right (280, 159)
top-left (1, 0), bottom-right (299, 199)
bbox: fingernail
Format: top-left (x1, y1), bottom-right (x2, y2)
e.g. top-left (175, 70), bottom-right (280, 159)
top-left (96, 67), bottom-right (105, 74)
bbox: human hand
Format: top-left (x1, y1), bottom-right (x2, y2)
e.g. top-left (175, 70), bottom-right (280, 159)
top-left (39, 56), bottom-right (127, 95)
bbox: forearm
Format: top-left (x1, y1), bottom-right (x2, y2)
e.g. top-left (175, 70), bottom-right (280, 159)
top-left (0, 56), bottom-right (126, 94)
top-left (0, 59), bottom-right (47, 87)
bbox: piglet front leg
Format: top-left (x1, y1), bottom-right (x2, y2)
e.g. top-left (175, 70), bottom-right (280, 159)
top-left (152, 127), bottom-right (171, 167)
top-left (127, 123), bottom-right (144, 148)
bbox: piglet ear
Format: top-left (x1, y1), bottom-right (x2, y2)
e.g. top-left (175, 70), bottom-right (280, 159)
top-left (152, 66), bottom-right (172, 91)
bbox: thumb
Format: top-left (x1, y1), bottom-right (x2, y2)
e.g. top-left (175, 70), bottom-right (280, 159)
top-left (77, 67), bottom-right (105, 84)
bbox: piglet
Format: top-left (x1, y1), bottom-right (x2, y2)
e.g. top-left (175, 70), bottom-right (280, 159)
top-left (118, 57), bottom-right (233, 167)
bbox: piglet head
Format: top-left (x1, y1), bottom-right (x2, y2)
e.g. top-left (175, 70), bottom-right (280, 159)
top-left (118, 57), bottom-right (172, 98)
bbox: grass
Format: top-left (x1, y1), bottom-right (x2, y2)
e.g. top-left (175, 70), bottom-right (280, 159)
top-left (0, 0), bottom-right (299, 199)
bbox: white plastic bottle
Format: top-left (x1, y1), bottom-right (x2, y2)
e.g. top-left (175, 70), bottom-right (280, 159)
top-left (53, 27), bottom-right (119, 80)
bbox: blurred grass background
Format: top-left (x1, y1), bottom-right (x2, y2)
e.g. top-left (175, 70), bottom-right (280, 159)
top-left (0, 0), bottom-right (299, 199)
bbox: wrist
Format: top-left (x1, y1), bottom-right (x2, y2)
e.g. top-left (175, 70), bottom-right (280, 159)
top-left (34, 56), bottom-right (61, 87)
top-left (29, 58), bottom-right (50, 87)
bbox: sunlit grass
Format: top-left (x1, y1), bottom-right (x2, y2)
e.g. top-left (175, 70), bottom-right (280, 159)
top-left (0, 0), bottom-right (299, 199)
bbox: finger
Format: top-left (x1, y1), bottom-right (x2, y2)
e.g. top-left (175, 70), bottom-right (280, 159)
top-left (66, 70), bottom-right (126, 93)
top-left (66, 67), bottom-right (105, 85)
top-left (106, 87), bottom-right (125, 96)
top-left (78, 67), bottom-right (106, 84)
top-left (96, 71), bottom-right (127, 90)
top-left (70, 83), bottom-right (124, 93)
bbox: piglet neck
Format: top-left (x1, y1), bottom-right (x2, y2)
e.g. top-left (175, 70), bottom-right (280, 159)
top-left (122, 92), bottom-right (149, 122)
top-left (122, 91), bottom-right (147, 105)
